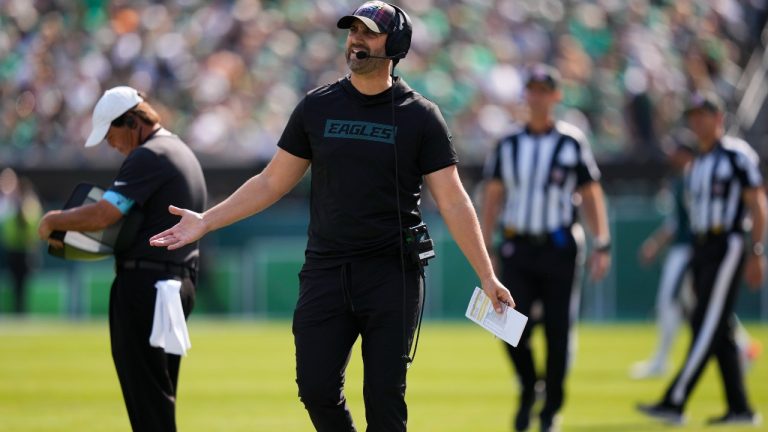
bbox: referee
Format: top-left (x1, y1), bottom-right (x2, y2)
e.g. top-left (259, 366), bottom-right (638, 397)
top-left (481, 64), bottom-right (611, 432)
top-left (638, 91), bottom-right (765, 426)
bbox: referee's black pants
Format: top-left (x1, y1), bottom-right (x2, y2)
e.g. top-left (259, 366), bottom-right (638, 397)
top-left (109, 268), bottom-right (196, 432)
top-left (499, 232), bottom-right (581, 421)
top-left (293, 254), bottom-right (422, 432)
top-left (659, 233), bottom-right (754, 414)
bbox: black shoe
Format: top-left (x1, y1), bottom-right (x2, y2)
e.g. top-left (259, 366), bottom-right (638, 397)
top-left (707, 411), bottom-right (762, 426)
top-left (636, 402), bottom-right (685, 425)
top-left (539, 412), bottom-right (559, 432)
top-left (514, 391), bottom-right (535, 431)
top-left (514, 408), bottom-right (531, 431)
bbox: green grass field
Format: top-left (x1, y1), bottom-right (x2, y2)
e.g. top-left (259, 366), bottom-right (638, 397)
top-left (0, 320), bottom-right (766, 431)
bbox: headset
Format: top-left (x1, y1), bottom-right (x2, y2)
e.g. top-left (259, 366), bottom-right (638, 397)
top-left (353, 3), bottom-right (412, 65)
top-left (348, 3), bottom-right (425, 367)
top-left (125, 115), bottom-right (137, 129)
top-left (380, 3), bottom-right (427, 368)
top-left (385, 3), bottom-right (412, 61)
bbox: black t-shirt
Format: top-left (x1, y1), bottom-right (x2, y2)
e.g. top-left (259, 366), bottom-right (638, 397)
top-left (109, 129), bottom-right (207, 264)
top-left (278, 76), bottom-right (457, 267)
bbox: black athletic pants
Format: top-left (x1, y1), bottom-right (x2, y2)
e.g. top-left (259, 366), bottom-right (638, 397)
top-left (293, 254), bottom-right (422, 432)
top-left (660, 233), bottom-right (753, 414)
top-left (109, 268), bottom-right (195, 432)
top-left (499, 232), bottom-right (580, 419)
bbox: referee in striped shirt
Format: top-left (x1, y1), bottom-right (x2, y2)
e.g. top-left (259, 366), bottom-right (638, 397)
top-left (481, 64), bottom-right (611, 432)
top-left (638, 91), bottom-right (766, 426)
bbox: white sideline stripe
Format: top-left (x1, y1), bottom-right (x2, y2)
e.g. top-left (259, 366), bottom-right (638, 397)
top-left (671, 234), bottom-right (742, 404)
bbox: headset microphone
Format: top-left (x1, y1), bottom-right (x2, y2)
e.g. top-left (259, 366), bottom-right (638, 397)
top-left (355, 51), bottom-right (403, 60)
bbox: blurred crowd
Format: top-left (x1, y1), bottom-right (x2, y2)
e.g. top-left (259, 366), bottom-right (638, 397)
top-left (1, 0), bottom-right (766, 168)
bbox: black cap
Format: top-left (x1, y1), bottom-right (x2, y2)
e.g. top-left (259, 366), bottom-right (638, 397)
top-left (661, 127), bottom-right (696, 155)
top-left (525, 64), bottom-right (560, 90)
top-left (684, 90), bottom-right (724, 115)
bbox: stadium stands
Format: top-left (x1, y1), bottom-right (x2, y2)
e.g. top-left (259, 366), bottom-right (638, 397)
top-left (1, 0), bottom-right (766, 168)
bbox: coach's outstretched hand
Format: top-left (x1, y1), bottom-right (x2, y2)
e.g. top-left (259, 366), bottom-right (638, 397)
top-left (149, 205), bottom-right (207, 250)
top-left (481, 276), bottom-right (515, 314)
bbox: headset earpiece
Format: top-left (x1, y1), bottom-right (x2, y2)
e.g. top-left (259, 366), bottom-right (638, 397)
top-left (385, 3), bottom-right (412, 60)
top-left (125, 114), bottom-right (137, 129)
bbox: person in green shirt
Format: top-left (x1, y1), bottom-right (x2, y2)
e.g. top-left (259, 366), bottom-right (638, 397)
top-left (0, 169), bottom-right (41, 314)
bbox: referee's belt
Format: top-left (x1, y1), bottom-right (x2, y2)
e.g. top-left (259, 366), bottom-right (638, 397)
top-left (116, 259), bottom-right (196, 278)
top-left (503, 228), bottom-right (552, 244)
top-left (693, 227), bottom-right (730, 243)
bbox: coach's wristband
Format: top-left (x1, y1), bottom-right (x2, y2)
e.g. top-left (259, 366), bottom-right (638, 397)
top-left (751, 242), bottom-right (764, 257)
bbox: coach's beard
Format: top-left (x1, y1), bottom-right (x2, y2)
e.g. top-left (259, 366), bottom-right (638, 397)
top-left (347, 50), bottom-right (388, 74)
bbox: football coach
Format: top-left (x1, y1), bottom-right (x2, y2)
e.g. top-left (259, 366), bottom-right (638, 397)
top-left (149, 2), bottom-right (514, 431)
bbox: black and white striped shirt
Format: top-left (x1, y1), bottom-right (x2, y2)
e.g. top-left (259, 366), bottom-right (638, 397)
top-left (686, 136), bottom-right (763, 235)
top-left (483, 121), bottom-right (601, 234)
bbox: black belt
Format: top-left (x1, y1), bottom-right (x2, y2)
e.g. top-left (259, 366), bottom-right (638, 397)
top-left (116, 259), bottom-right (196, 278)
top-left (503, 228), bottom-right (551, 244)
top-left (513, 234), bottom-right (550, 245)
top-left (693, 229), bottom-right (731, 244)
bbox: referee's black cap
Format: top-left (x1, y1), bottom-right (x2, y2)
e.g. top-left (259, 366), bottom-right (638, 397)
top-left (525, 64), bottom-right (560, 90)
top-left (684, 90), bottom-right (724, 115)
top-left (661, 127), bottom-right (696, 155)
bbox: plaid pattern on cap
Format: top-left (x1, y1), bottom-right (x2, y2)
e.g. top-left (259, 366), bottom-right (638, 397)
top-left (337, 1), bottom-right (396, 33)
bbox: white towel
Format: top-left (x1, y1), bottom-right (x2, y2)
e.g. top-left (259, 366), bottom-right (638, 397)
top-left (149, 279), bottom-right (191, 356)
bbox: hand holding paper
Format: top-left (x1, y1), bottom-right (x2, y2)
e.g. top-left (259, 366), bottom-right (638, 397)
top-left (480, 276), bottom-right (515, 313)
top-left (466, 287), bottom-right (528, 347)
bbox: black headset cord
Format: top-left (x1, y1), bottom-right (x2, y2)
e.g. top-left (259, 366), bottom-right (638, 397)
top-left (390, 65), bottom-right (426, 368)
